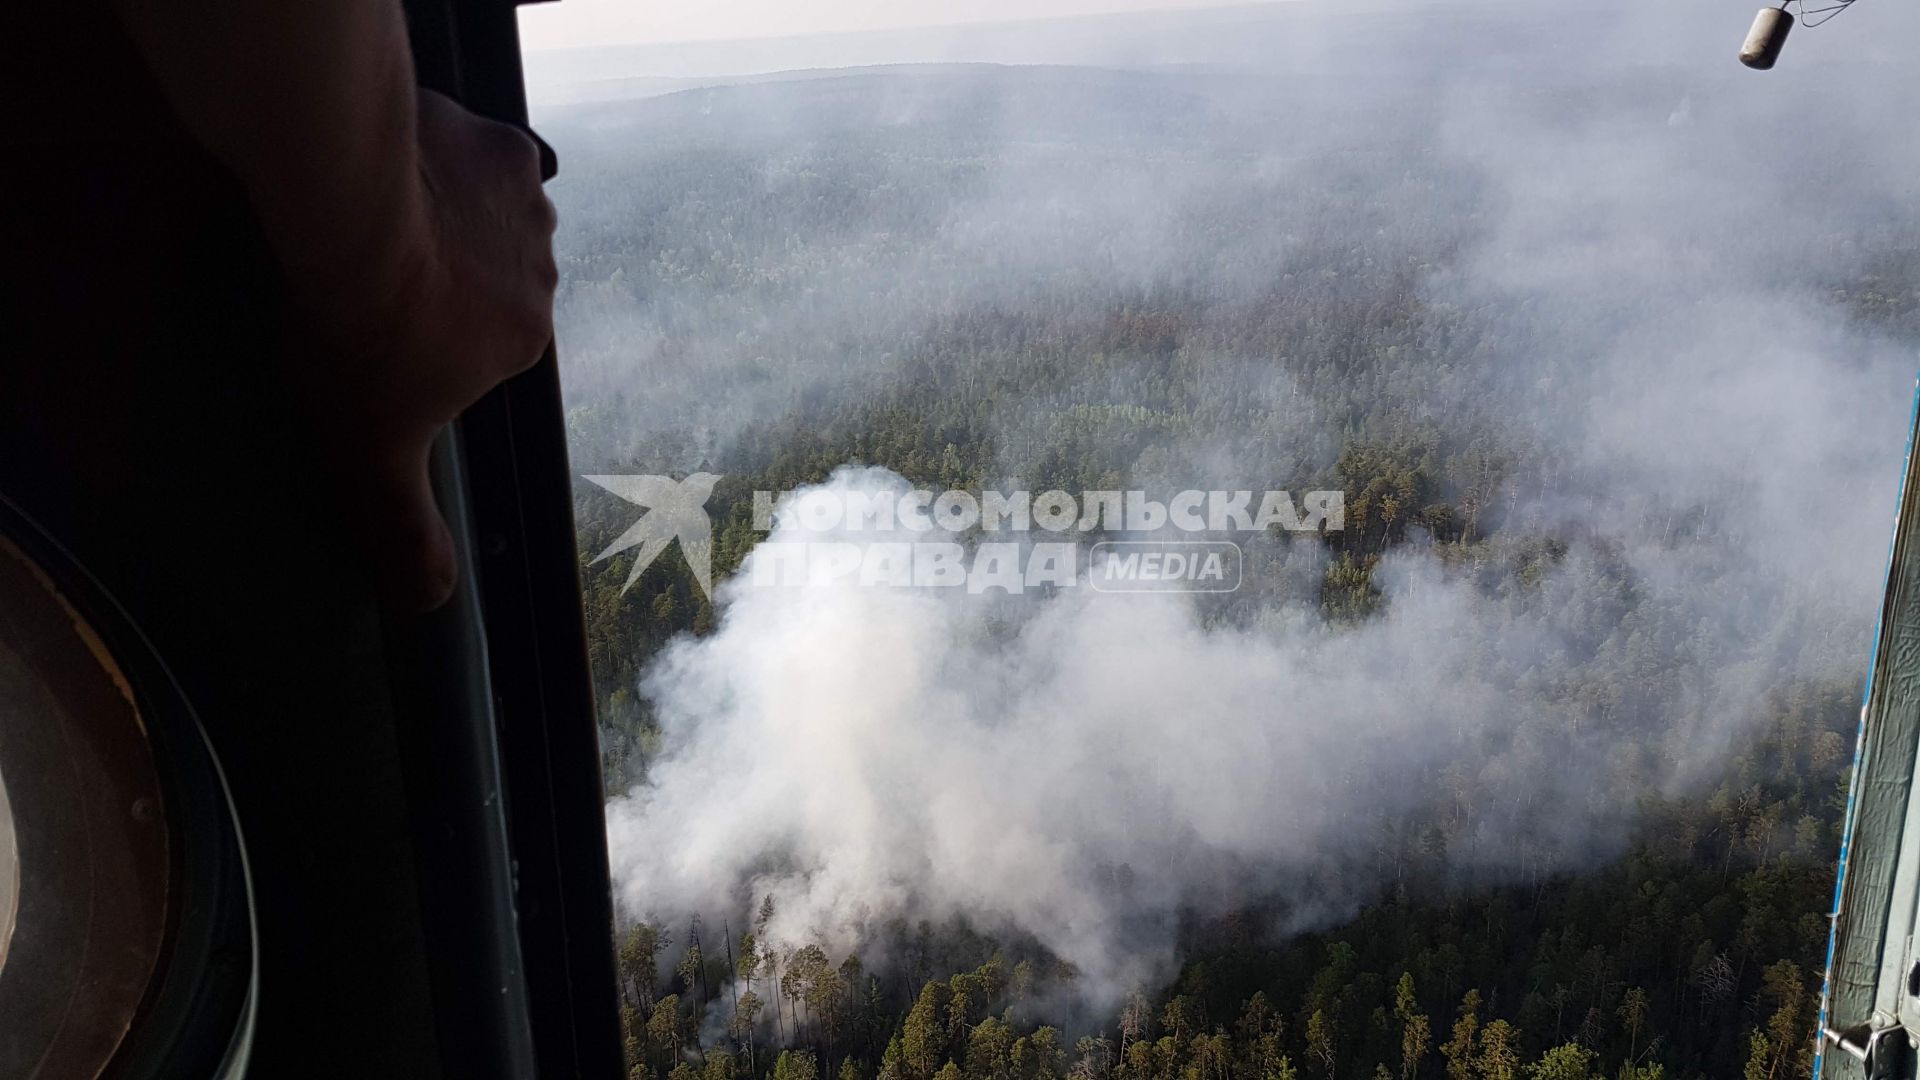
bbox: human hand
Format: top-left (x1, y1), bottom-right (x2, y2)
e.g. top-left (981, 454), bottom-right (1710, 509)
top-left (300, 88), bottom-right (558, 613)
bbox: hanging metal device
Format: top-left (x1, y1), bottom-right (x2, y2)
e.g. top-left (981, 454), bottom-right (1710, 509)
top-left (1739, 0), bottom-right (1862, 69)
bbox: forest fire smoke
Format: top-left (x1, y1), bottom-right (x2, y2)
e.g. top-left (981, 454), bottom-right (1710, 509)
top-left (556, 0), bottom-right (1920, 1039)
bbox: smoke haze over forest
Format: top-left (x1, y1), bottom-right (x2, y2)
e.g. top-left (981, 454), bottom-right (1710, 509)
top-left (534, 2), bottom-right (1920, 1071)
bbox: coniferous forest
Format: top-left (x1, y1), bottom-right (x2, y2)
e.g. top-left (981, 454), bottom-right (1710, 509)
top-left (535, 6), bottom-right (1920, 1078)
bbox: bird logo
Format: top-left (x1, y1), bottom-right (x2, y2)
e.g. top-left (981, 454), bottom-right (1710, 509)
top-left (583, 473), bottom-right (723, 598)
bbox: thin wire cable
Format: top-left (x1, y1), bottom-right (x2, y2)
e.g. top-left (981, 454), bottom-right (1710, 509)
top-left (1792, 0), bottom-right (1860, 29)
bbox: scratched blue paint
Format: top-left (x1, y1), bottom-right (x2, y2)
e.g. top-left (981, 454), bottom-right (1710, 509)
top-left (1814, 370), bottom-right (1920, 1080)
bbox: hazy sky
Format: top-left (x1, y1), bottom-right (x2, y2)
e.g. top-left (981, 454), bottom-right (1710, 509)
top-left (517, 0), bottom-right (1290, 51)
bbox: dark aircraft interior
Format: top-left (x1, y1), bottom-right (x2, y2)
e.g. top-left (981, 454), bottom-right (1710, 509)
top-left (0, 0), bottom-right (621, 1074)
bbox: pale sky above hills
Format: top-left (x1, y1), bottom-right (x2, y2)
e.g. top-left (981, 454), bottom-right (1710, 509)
top-left (518, 0), bottom-right (1293, 51)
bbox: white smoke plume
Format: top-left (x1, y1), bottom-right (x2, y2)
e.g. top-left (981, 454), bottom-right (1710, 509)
top-left (574, 0), bottom-right (1920, 1021)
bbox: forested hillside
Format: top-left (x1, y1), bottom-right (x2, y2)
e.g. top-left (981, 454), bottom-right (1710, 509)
top-left (538, 13), bottom-right (1920, 1078)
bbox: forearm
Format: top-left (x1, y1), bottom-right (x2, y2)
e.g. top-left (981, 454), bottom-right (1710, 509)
top-left (101, 1), bottom-right (553, 611)
top-left (112, 0), bottom-right (425, 319)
